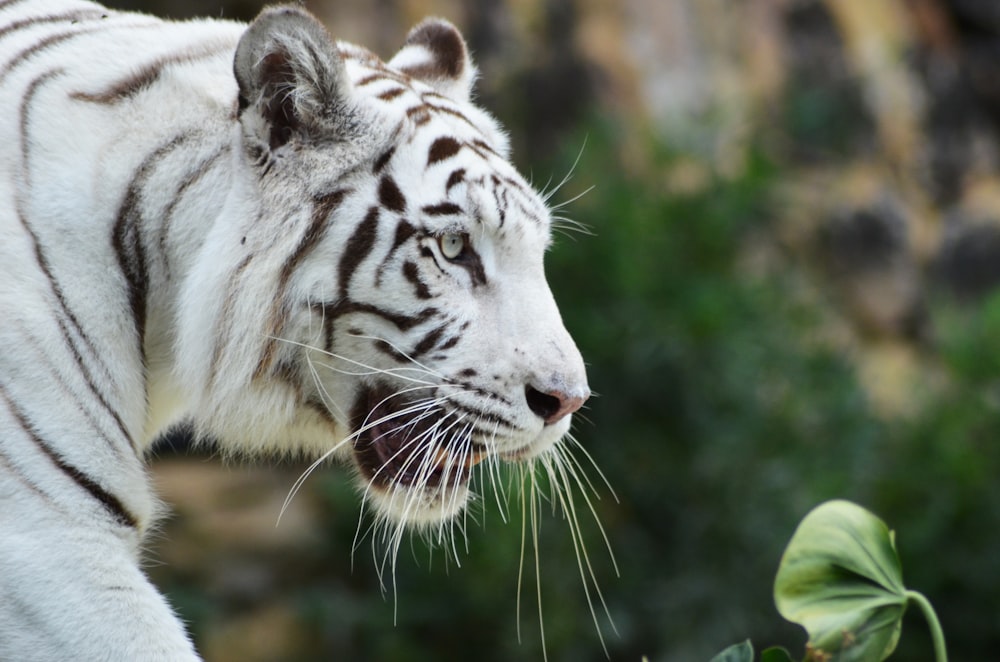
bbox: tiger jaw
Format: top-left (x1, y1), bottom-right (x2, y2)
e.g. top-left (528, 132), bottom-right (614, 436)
top-left (348, 382), bottom-right (569, 523)
top-left (351, 383), bottom-right (481, 490)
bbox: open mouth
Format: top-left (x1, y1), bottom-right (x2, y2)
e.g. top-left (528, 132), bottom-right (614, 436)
top-left (351, 384), bottom-right (488, 490)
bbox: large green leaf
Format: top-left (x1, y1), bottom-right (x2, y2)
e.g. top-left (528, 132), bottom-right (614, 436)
top-left (774, 500), bottom-right (907, 661)
top-left (710, 639), bottom-right (754, 662)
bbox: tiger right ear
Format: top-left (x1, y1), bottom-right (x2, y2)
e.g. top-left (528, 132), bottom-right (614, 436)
top-left (234, 5), bottom-right (353, 150)
top-left (388, 18), bottom-right (477, 102)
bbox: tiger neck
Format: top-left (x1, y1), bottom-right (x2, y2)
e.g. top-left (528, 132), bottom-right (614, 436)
top-left (134, 126), bottom-right (244, 447)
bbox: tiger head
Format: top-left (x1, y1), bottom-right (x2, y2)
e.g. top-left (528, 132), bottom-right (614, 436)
top-left (177, 6), bottom-right (588, 526)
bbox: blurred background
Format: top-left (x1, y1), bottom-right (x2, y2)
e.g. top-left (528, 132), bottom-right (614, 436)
top-left (108, 0), bottom-right (1000, 659)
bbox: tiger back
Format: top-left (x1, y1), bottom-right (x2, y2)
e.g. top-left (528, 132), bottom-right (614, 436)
top-left (0, 1), bottom-right (589, 659)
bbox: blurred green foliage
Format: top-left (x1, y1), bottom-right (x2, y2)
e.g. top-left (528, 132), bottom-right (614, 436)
top-left (538, 122), bottom-right (1000, 660)
top-left (154, 114), bottom-right (1000, 660)
top-left (533, 123), bottom-right (889, 660)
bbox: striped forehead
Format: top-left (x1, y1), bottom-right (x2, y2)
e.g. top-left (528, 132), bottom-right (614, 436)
top-left (374, 131), bottom-right (553, 247)
top-left (339, 46), bottom-right (550, 235)
top-left (345, 54), bottom-right (495, 145)
top-left (420, 134), bottom-right (549, 233)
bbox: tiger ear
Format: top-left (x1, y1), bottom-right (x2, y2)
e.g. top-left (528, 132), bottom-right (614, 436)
top-left (388, 18), bottom-right (477, 102)
top-left (234, 5), bottom-right (353, 150)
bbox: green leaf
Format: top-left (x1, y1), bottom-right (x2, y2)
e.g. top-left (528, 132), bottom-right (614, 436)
top-left (774, 500), bottom-right (908, 661)
top-left (760, 647), bottom-right (795, 662)
top-left (710, 639), bottom-right (754, 662)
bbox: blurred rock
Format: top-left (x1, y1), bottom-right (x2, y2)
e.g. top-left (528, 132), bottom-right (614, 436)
top-left (937, 182), bottom-right (1000, 300)
top-left (819, 200), bottom-right (927, 341)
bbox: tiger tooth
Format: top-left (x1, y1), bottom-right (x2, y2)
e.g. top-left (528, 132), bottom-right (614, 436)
top-left (467, 451), bottom-right (488, 468)
top-left (433, 448), bottom-right (450, 466)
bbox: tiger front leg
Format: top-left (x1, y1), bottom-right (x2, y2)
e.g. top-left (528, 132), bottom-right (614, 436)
top-left (0, 484), bottom-right (200, 661)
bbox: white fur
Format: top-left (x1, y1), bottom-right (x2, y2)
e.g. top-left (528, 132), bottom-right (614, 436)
top-left (0, 1), bottom-right (589, 659)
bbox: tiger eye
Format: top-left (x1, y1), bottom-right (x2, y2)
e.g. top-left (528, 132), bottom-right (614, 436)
top-left (439, 232), bottom-right (465, 259)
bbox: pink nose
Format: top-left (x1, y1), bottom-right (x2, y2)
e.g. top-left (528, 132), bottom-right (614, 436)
top-left (525, 385), bottom-right (589, 425)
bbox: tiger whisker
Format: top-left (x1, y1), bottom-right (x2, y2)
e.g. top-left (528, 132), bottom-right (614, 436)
top-left (281, 387), bottom-right (444, 523)
top-left (345, 331), bottom-right (449, 381)
top-left (543, 449), bottom-right (618, 651)
top-left (530, 466), bottom-right (548, 662)
top-left (548, 184), bottom-right (595, 214)
top-left (564, 433), bottom-right (618, 502)
top-left (516, 464), bottom-right (528, 644)
top-left (550, 214), bottom-right (595, 238)
top-left (555, 444), bottom-right (619, 580)
top-left (302, 347), bottom-right (347, 422)
top-left (269, 335), bottom-right (441, 385)
top-left (540, 134), bottom-right (588, 205)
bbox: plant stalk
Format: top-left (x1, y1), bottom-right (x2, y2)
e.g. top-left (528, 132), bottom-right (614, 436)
top-left (906, 590), bottom-right (947, 662)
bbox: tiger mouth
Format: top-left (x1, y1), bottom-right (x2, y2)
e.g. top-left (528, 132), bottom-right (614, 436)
top-left (351, 384), bottom-right (488, 490)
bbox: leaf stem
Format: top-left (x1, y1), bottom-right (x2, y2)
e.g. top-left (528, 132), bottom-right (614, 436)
top-left (906, 590), bottom-right (947, 662)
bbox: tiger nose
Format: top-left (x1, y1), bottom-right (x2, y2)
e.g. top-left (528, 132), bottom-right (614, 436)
top-left (525, 384), bottom-right (589, 425)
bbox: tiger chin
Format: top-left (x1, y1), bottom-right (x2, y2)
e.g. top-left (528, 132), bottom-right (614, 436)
top-left (0, 0), bottom-right (590, 659)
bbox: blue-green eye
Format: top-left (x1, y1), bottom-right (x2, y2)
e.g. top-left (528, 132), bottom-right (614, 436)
top-left (439, 233), bottom-right (466, 260)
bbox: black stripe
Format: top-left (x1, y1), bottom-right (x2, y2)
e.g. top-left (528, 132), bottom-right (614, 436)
top-left (412, 323), bottom-right (447, 357)
top-left (373, 146), bottom-right (395, 173)
top-left (390, 219), bottom-right (417, 253)
top-left (402, 260), bottom-right (432, 299)
top-left (159, 145), bottom-right (230, 278)
top-left (491, 176), bottom-right (507, 227)
top-left (71, 38), bottom-right (234, 104)
top-left (0, 29), bottom-right (94, 85)
top-left (17, 71), bottom-right (135, 452)
top-left (0, 385), bottom-right (138, 528)
top-left (513, 199), bottom-right (544, 226)
top-left (315, 300), bottom-right (439, 333)
top-left (406, 104), bottom-right (432, 125)
top-left (372, 337), bottom-right (413, 363)
top-left (500, 174), bottom-right (531, 195)
top-left (356, 72), bottom-right (385, 86)
top-left (448, 400), bottom-right (517, 431)
top-left (451, 243), bottom-right (487, 287)
top-left (0, 10), bottom-right (106, 42)
top-left (375, 219), bottom-right (417, 286)
top-left (356, 70), bottom-right (407, 87)
top-left (446, 168), bottom-right (465, 191)
top-left (113, 187), bottom-right (149, 364)
top-left (255, 188), bottom-right (349, 378)
top-left (19, 67), bottom-right (62, 170)
top-left (0, 21), bottom-right (162, 87)
top-left (425, 102), bottom-right (480, 132)
top-left (338, 206), bottom-right (380, 298)
top-left (472, 139), bottom-right (500, 157)
top-left (378, 175), bottom-right (406, 213)
top-left (377, 87), bottom-right (406, 101)
top-left (427, 136), bottom-right (461, 165)
top-left (422, 202), bottom-right (463, 216)
top-left (305, 397), bottom-right (337, 426)
top-left (114, 134), bottom-right (196, 367)
top-left (0, 0), bottom-right (32, 12)
top-left (0, 448), bottom-right (61, 510)
top-left (12, 319), bottom-right (131, 456)
top-left (208, 251), bottom-right (255, 384)
top-left (43, 298), bottom-right (134, 452)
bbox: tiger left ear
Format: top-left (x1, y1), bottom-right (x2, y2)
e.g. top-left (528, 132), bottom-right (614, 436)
top-left (388, 18), bottom-right (477, 102)
top-left (234, 5), bottom-right (354, 150)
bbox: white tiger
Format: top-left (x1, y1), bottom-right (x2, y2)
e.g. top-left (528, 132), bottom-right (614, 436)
top-left (0, 1), bottom-right (592, 659)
